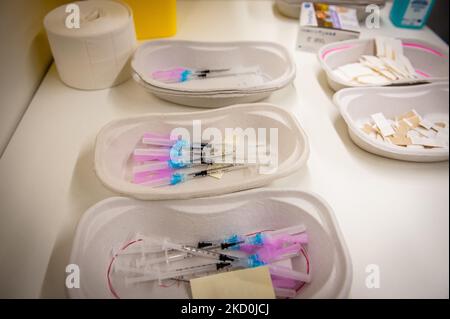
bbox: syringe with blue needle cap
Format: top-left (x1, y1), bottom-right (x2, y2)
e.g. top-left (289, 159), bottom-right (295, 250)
top-left (134, 139), bottom-right (204, 162)
top-left (160, 239), bottom-right (299, 267)
top-left (121, 240), bottom-right (239, 284)
top-left (151, 66), bottom-right (261, 83)
top-left (161, 239), bottom-right (238, 262)
top-left (123, 243), bottom-right (310, 285)
top-left (124, 259), bottom-right (310, 287)
top-left (136, 164), bottom-right (249, 187)
top-left (133, 140), bottom-right (244, 171)
top-left (197, 224), bottom-right (307, 251)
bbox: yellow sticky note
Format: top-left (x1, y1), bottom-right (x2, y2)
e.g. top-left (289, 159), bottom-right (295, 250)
top-left (190, 267), bottom-right (275, 299)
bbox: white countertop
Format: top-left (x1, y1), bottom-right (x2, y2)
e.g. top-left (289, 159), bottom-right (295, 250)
top-left (0, 0), bottom-right (448, 298)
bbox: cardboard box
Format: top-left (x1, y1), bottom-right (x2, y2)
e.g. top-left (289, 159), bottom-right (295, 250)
top-left (296, 2), bottom-right (360, 52)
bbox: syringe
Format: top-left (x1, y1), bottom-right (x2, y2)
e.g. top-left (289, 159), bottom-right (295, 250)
top-left (134, 140), bottom-right (234, 163)
top-left (119, 242), bottom-right (310, 292)
top-left (197, 224), bottom-right (307, 252)
top-left (123, 258), bottom-right (310, 287)
top-left (125, 262), bottom-right (231, 285)
top-left (151, 66), bottom-right (261, 83)
top-left (136, 164), bottom-right (250, 187)
top-left (135, 252), bottom-right (189, 268)
top-left (162, 239), bottom-right (238, 262)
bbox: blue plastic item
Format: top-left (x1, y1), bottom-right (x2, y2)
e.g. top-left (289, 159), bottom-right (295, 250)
top-left (169, 173), bottom-right (185, 185)
top-left (390, 0), bottom-right (435, 29)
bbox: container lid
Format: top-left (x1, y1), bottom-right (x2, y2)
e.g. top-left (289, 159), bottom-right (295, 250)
top-left (44, 0), bottom-right (132, 37)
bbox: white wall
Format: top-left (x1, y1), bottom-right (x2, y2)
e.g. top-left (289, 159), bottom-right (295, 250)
top-left (0, 0), bottom-right (70, 157)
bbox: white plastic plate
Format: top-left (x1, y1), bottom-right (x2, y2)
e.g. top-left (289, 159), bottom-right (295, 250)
top-left (95, 103), bottom-right (310, 200)
top-left (319, 38), bottom-right (449, 91)
top-left (334, 82), bottom-right (449, 162)
top-left (68, 189), bottom-right (352, 299)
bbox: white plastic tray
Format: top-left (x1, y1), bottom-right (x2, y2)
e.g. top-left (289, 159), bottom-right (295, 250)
top-left (334, 82), bottom-right (449, 162)
top-left (95, 103), bottom-right (310, 200)
top-left (131, 40), bottom-right (295, 107)
top-left (319, 38), bottom-right (449, 91)
top-left (132, 40), bottom-right (295, 93)
top-left (68, 189), bottom-right (353, 299)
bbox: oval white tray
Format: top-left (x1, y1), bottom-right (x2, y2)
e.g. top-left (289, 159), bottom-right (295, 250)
top-left (68, 189), bottom-right (352, 299)
top-left (334, 82), bottom-right (449, 162)
top-left (131, 40), bottom-right (295, 106)
top-left (318, 38), bottom-right (449, 91)
top-left (95, 103), bottom-right (310, 200)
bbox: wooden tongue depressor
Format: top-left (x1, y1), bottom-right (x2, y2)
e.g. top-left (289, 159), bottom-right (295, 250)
top-left (371, 113), bottom-right (395, 137)
top-left (361, 109), bottom-right (449, 149)
top-left (334, 37), bottom-right (419, 85)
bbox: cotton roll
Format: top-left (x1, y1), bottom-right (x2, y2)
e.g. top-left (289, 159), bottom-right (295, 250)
top-left (44, 0), bottom-right (136, 90)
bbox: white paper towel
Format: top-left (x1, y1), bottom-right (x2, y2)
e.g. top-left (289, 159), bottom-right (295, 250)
top-left (44, 0), bottom-right (136, 90)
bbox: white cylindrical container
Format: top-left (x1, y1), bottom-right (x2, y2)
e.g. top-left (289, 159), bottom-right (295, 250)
top-left (44, 0), bottom-right (136, 90)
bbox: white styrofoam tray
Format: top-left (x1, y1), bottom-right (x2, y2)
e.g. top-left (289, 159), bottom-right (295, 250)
top-left (275, 0), bottom-right (386, 21)
top-left (95, 103), bottom-right (310, 200)
top-left (68, 189), bottom-right (353, 299)
top-left (334, 82), bottom-right (449, 162)
top-left (318, 38), bottom-right (449, 91)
